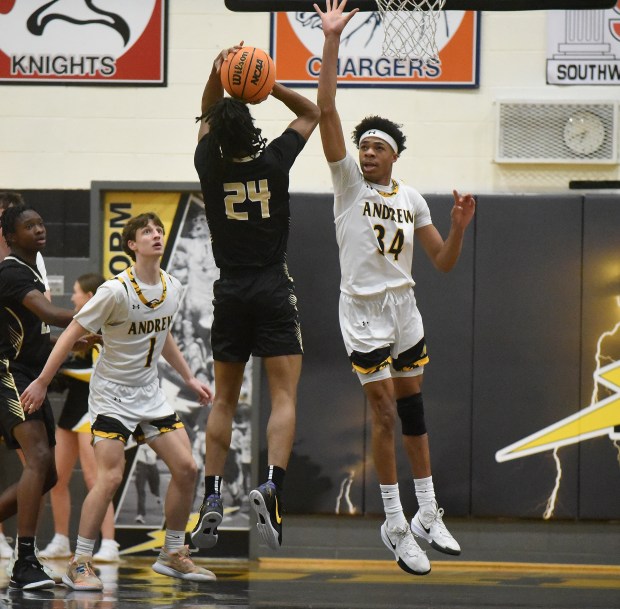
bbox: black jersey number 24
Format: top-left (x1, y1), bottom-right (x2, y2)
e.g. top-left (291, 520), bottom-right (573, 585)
top-left (224, 180), bottom-right (271, 221)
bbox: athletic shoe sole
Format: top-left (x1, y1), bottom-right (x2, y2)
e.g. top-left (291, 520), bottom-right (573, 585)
top-left (249, 489), bottom-right (281, 550)
top-left (151, 561), bottom-right (216, 582)
top-left (61, 574), bottom-right (103, 591)
top-left (411, 517), bottom-right (461, 556)
top-left (190, 509), bottom-right (222, 549)
top-left (380, 525), bottom-right (431, 576)
top-left (9, 577), bottom-right (55, 590)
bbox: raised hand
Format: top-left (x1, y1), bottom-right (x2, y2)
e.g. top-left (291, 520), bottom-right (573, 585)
top-left (313, 0), bottom-right (359, 38)
top-left (451, 190), bottom-right (476, 230)
top-left (214, 40), bottom-right (244, 74)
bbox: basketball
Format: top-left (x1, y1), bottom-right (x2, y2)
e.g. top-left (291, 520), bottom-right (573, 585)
top-left (220, 46), bottom-right (276, 103)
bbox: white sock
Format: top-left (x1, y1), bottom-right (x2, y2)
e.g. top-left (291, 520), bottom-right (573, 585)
top-left (380, 483), bottom-right (407, 529)
top-left (164, 529), bottom-right (185, 554)
top-left (74, 536), bottom-right (96, 559)
top-left (414, 475), bottom-right (437, 515)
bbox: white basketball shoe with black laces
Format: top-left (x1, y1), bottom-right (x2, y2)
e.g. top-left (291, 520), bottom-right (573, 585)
top-left (380, 522), bottom-right (431, 575)
top-left (411, 502), bottom-right (461, 556)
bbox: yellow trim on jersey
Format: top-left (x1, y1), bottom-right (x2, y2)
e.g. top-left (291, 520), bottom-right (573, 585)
top-left (4, 308), bottom-right (24, 358)
top-left (126, 266), bottom-right (168, 309)
top-left (0, 359), bottom-right (26, 420)
top-left (369, 180), bottom-right (400, 198)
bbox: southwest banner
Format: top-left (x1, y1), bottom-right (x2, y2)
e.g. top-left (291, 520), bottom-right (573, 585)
top-left (271, 10), bottom-right (479, 88)
top-left (547, 3), bottom-right (620, 85)
top-left (0, 0), bottom-right (166, 85)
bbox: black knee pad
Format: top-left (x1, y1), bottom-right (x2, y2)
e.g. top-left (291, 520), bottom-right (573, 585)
top-left (396, 393), bottom-right (426, 436)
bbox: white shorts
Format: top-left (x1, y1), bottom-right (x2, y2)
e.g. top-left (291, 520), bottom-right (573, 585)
top-left (89, 375), bottom-right (181, 444)
top-left (339, 286), bottom-right (427, 385)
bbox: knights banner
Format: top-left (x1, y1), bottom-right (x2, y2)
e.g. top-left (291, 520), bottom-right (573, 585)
top-left (0, 0), bottom-right (166, 85)
top-left (271, 10), bottom-right (480, 88)
top-left (547, 3), bottom-right (620, 85)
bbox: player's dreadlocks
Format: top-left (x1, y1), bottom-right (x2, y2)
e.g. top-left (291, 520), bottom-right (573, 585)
top-left (196, 98), bottom-right (267, 167)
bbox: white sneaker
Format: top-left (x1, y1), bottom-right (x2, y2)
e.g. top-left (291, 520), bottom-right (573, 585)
top-left (411, 502), bottom-right (461, 556)
top-left (380, 522), bottom-right (430, 575)
top-left (0, 533), bottom-right (13, 559)
top-left (38, 534), bottom-right (71, 559)
top-left (93, 539), bottom-right (120, 563)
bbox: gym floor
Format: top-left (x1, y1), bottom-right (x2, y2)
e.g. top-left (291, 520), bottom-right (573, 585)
top-left (1, 515), bottom-right (619, 609)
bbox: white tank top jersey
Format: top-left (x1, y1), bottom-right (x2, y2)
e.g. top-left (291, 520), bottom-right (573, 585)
top-left (329, 153), bottom-right (432, 297)
top-left (74, 267), bottom-right (183, 386)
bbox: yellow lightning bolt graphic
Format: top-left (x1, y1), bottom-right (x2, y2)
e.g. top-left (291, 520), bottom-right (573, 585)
top-left (496, 322), bottom-right (620, 462)
top-left (120, 529), bottom-right (167, 556)
top-left (120, 512), bottom-right (201, 555)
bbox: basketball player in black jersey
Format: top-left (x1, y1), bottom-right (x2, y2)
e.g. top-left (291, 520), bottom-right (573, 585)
top-left (191, 44), bottom-right (320, 551)
top-left (0, 204), bottom-right (75, 589)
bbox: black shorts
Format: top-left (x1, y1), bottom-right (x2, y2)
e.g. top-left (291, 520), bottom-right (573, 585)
top-left (57, 381), bottom-right (89, 431)
top-left (0, 361), bottom-right (56, 450)
top-left (211, 263), bottom-right (303, 363)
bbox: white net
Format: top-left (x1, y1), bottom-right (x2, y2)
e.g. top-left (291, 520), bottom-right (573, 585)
top-left (375, 0), bottom-right (447, 61)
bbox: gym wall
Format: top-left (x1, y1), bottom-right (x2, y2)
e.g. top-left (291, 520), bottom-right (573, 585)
top-left (260, 191), bottom-right (620, 521)
top-left (0, 187), bottom-right (617, 540)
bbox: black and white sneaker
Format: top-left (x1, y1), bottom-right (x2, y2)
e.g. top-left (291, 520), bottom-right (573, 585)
top-left (411, 502), bottom-right (461, 556)
top-left (191, 494), bottom-right (223, 549)
top-left (249, 481), bottom-right (282, 549)
top-left (9, 555), bottom-right (55, 590)
top-left (380, 522), bottom-right (431, 576)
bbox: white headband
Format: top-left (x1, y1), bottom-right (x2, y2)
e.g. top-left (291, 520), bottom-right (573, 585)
top-left (359, 129), bottom-right (399, 154)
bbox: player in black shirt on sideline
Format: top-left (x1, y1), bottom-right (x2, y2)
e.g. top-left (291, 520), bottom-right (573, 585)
top-left (191, 43), bottom-right (320, 551)
top-left (0, 204), bottom-right (76, 589)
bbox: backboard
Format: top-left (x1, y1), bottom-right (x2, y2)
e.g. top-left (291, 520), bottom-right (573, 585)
top-left (225, 0), bottom-right (617, 11)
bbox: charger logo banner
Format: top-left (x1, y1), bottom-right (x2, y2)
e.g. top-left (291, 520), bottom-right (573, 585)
top-left (547, 3), bottom-right (620, 85)
top-left (271, 10), bottom-right (479, 88)
top-left (0, 0), bottom-right (166, 85)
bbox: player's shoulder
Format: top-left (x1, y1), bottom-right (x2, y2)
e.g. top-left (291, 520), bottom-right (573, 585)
top-left (98, 274), bottom-right (130, 300)
top-left (398, 181), bottom-right (426, 202)
top-left (0, 257), bottom-right (31, 282)
top-left (163, 270), bottom-right (182, 290)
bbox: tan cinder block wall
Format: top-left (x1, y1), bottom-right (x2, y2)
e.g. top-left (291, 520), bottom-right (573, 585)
top-left (1, 2), bottom-right (618, 194)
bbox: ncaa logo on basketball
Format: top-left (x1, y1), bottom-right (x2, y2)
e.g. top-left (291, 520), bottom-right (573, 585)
top-left (0, 0), bottom-right (166, 84)
top-left (252, 59), bottom-right (266, 86)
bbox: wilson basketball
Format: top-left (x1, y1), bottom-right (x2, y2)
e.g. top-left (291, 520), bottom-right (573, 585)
top-left (220, 46), bottom-right (276, 103)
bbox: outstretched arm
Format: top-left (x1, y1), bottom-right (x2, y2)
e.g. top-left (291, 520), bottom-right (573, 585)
top-left (416, 190), bottom-right (476, 273)
top-left (270, 82), bottom-right (320, 142)
top-left (314, 0), bottom-right (359, 162)
top-left (22, 289), bottom-right (74, 328)
top-left (198, 41), bottom-right (244, 141)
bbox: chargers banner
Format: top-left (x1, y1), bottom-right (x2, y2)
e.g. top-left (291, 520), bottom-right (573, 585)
top-left (271, 10), bottom-right (479, 88)
top-left (547, 3), bottom-right (620, 85)
top-left (0, 0), bottom-right (166, 85)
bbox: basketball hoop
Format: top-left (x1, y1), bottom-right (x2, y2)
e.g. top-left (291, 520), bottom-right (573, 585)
top-left (375, 0), bottom-right (447, 62)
